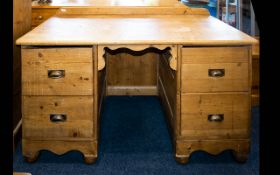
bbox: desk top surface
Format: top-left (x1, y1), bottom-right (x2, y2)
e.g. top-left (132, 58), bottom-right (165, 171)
top-left (32, 0), bottom-right (185, 8)
top-left (17, 15), bottom-right (257, 46)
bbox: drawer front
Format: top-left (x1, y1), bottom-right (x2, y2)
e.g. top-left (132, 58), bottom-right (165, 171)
top-left (32, 8), bottom-right (58, 27)
top-left (181, 47), bottom-right (249, 64)
top-left (180, 94), bottom-right (250, 139)
top-left (181, 63), bottom-right (249, 92)
top-left (22, 48), bottom-right (93, 95)
top-left (22, 96), bottom-right (94, 139)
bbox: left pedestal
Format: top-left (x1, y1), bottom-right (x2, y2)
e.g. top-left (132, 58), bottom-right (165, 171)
top-left (21, 47), bottom-right (99, 164)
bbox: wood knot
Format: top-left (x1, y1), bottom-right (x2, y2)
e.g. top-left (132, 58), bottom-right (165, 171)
top-left (38, 52), bottom-right (43, 57)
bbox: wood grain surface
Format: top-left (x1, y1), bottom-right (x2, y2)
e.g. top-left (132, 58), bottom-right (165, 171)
top-left (22, 96), bottom-right (94, 139)
top-left (17, 15), bottom-right (257, 46)
top-left (22, 47), bottom-right (93, 95)
top-left (180, 93), bottom-right (250, 139)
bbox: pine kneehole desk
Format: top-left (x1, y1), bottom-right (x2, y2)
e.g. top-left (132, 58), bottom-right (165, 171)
top-left (16, 5), bottom-right (257, 164)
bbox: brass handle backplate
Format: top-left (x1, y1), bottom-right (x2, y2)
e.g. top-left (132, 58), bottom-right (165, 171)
top-left (48, 70), bottom-right (65, 79)
top-left (208, 114), bottom-right (224, 122)
top-left (37, 15), bottom-right (43, 20)
top-left (208, 69), bottom-right (225, 77)
top-left (50, 114), bottom-right (67, 123)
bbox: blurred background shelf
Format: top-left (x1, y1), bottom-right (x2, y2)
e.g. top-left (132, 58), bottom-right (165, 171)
top-left (182, 0), bottom-right (259, 36)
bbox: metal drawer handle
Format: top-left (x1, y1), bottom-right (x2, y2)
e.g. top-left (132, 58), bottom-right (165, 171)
top-left (37, 15), bottom-right (43, 20)
top-left (208, 69), bottom-right (225, 77)
top-left (50, 114), bottom-right (66, 123)
top-left (208, 114), bottom-right (224, 122)
top-left (48, 70), bottom-right (65, 79)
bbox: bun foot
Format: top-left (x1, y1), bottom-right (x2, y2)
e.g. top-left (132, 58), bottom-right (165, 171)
top-left (24, 152), bottom-right (39, 163)
top-left (83, 155), bottom-right (97, 164)
top-left (231, 151), bottom-right (248, 163)
top-left (175, 155), bottom-right (189, 164)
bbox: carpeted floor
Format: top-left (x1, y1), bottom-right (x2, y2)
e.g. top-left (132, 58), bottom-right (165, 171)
top-left (13, 96), bottom-right (259, 175)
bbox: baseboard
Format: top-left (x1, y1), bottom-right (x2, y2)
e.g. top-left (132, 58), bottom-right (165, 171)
top-left (107, 86), bottom-right (157, 96)
top-left (13, 173), bottom-right (32, 175)
top-left (13, 119), bottom-right (22, 152)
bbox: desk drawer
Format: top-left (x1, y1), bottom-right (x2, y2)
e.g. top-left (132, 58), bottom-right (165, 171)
top-left (22, 48), bottom-right (93, 95)
top-left (181, 63), bottom-right (249, 93)
top-left (22, 96), bottom-right (94, 139)
top-left (32, 8), bottom-right (58, 27)
top-left (180, 93), bottom-right (250, 139)
top-left (181, 47), bottom-right (249, 64)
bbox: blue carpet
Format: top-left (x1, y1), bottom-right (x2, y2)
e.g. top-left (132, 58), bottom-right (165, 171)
top-left (13, 96), bottom-right (259, 175)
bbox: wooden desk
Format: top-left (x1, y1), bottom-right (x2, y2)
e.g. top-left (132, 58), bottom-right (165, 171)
top-left (17, 7), bottom-right (257, 164)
